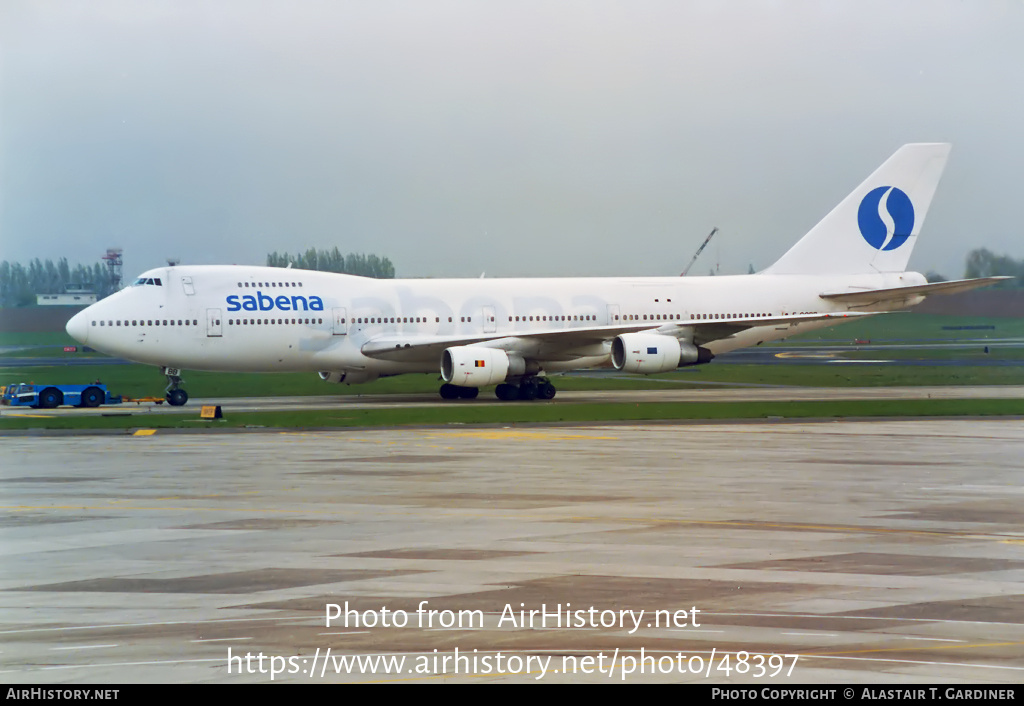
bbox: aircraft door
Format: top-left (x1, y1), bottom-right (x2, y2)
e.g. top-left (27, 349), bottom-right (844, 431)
top-left (333, 307), bottom-right (348, 336)
top-left (206, 308), bottom-right (223, 337)
top-left (482, 306), bottom-right (496, 333)
top-left (607, 304), bottom-right (620, 324)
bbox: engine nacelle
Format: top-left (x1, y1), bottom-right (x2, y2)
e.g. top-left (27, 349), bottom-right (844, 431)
top-left (441, 347), bottom-right (521, 387)
top-left (611, 333), bottom-right (713, 374)
top-left (318, 370), bottom-right (379, 385)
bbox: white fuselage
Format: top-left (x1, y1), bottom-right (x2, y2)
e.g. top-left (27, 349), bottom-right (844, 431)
top-left (67, 265), bottom-right (925, 378)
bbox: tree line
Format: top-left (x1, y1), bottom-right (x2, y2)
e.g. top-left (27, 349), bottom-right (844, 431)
top-left (0, 259), bottom-right (118, 308)
top-left (0, 249), bottom-right (396, 308)
top-left (962, 248), bottom-right (1024, 285)
top-left (266, 248), bottom-right (395, 279)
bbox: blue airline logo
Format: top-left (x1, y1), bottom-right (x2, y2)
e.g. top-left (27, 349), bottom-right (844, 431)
top-left (226, 291), bottom-right (325, 312)
top-left (857, 186), bottom-right (915, 251)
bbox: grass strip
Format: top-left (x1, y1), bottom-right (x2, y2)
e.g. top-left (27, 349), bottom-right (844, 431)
top-left (2, 398), bottom-right (1021, 431)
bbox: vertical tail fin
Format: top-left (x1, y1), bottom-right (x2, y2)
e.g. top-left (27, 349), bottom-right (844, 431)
top-left (763, 143), bottom-right (951, 275)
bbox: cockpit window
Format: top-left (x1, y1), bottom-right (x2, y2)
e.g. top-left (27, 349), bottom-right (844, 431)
top-left (131, 277), bottom-right (164, 287)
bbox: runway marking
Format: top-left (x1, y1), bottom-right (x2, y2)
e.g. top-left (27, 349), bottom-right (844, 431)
top-left (190, 637), bottom-right (252, 643)
top-left (901, 637), bottom-right (966, 642)
top-left (50, 644), bottom-right (118, 651)
top-left (775, 352), bottom-right (839, 359)
top-left (667, 628), bottom-right (724, 633)
top-left (132, 429), bottom-right (156, 436)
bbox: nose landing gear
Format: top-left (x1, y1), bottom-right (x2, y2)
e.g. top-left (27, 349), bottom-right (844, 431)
top-left (162, 367), bottom-right (190, 406)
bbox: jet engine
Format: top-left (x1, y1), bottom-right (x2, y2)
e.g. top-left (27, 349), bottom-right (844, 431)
top-left (318, 370), bottom-right (379, 385)
top-left (441, 347), bottom-right (524, 387)
top-left (611, 333), bottom-right (713, 374)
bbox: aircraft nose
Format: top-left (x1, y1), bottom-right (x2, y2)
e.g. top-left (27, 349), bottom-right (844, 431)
top-left (66, 309), bottom-right (90, 344)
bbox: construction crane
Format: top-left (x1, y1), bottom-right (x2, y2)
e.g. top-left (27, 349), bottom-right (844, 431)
top-left (102, 248), bottom-right (123, 290)
top-left (680, 227), bottom-right (719, 276)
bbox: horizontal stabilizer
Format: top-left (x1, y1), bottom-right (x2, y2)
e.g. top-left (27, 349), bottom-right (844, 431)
top-left (820, 276), bottom-right (1011, 304)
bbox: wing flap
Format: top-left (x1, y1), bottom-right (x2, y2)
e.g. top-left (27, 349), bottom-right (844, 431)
top-left (361, 323), bottom-right (659, 362)
top-left (361, 312), bottom-right (874, 362)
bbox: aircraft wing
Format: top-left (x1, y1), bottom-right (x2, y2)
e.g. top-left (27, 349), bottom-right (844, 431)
top-left (819, 277), bottom-right (1011, 306)
top-left (361, 312), bottom-right (872, 362)
top-left (681, 311), bottom-right (872, 346)
top-left (361, 323), bottom-right (657, 363)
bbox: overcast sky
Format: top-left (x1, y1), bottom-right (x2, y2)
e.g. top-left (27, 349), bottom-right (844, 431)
top-left (2, 1), bottom-right (1022, 280)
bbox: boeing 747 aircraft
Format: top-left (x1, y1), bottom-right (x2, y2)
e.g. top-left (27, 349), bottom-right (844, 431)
top-left (65, 143), bottom-right (1005, 406)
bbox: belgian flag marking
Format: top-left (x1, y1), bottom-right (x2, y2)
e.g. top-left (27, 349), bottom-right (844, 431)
top-left (475, 360), bottom-right (486, 367)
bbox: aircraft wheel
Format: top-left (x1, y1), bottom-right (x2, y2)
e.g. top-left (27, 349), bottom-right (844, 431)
top-left (495, 383), bottom-right (518, 401)
top-left (518, 381), bottom-right (538, 401)
top-left (38, 388), bottom-right (63, 409)
top-left (80, 387), bottom-right (104, 408)
top-left (458, 386), bottom-right (479, 399)
top-left (539, 382), bottom-right (556, 400)
top-left (439, 384), bottom-right (461, 400)
top-left (166, 389), bottom-right (189, 406)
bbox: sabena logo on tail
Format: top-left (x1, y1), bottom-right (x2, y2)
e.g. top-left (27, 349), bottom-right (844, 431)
top-left (858, 186), bottom-right (915, 251)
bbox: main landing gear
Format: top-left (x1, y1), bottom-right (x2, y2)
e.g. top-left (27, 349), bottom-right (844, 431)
top-left (496, 377), bottom-right (556, 401)
top-left (162, 367), bottom-right (189, 406)
top-left (436, 376), bottom-right (557, 402)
